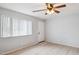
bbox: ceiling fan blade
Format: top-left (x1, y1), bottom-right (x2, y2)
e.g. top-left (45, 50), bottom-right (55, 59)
top-left (50, 4), bottom-right (53, 7)
top-left (50, 3), bottom-right (57, 8)
top-left (32, 9), bottom-right (46, 12)
top-left (54, 10), bottom-right (60, 13)
top-left (55, 4), bottom-right (66, 8)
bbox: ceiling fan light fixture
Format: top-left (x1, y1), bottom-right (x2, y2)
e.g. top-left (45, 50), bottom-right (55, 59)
top-left (47, 10), bottom-right (54, 14)
top-left (32, 3), bottom-right (66, 15)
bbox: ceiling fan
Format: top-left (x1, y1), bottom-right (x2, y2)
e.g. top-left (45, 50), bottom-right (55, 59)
top-left (32, 3), bottom-right (66, 15)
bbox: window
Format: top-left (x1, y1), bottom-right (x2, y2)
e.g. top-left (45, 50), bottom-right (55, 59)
top-left (0, 15), bottom-right (32, 37)
top-left (0, 15), bottom-right (11, 37)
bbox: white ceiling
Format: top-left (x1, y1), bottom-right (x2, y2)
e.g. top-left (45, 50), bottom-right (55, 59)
top-left (0, 3), bottom-right (79, 20)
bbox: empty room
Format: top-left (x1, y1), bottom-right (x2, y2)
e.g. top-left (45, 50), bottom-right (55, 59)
top-left (0, 3), bottom-right (79, 55)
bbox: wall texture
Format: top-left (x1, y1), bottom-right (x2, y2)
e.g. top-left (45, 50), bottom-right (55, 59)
top-left (0, 7), bottom-right (45, 54)
top-left (46, 13), bottom-right (79, 48)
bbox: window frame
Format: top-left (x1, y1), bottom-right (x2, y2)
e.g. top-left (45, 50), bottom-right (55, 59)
top-left (0, 14), bottom-right (32, 38)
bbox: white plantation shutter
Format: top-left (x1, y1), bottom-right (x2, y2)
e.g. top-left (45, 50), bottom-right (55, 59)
top-left (1, 15), bottom-right (11, 37)
top-left (0, 15), bottom-right (32, 37)
top-left (18, 19), bottom-right (28, 36)
top-left (12, 18), bottom-right (19, 36)
top-left (12, 18), bottom-right (30, 36)
top-left (27, 20), bottom-right (32, 35)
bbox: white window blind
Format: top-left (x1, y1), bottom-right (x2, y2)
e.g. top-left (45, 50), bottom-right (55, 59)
top-left (0, 15), bottom-right (32, 37)
top-left (1, 15), bottom-right (11, 37)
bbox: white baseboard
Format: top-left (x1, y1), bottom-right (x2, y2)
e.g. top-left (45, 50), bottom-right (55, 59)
top-left (0, 41), bottom-right (44, 55)
top-left (1, 42), bottom-right (39, 55)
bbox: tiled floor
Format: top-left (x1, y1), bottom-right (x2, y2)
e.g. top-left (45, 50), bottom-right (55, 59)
top-left (8, 42), bottom-right (79, 55)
